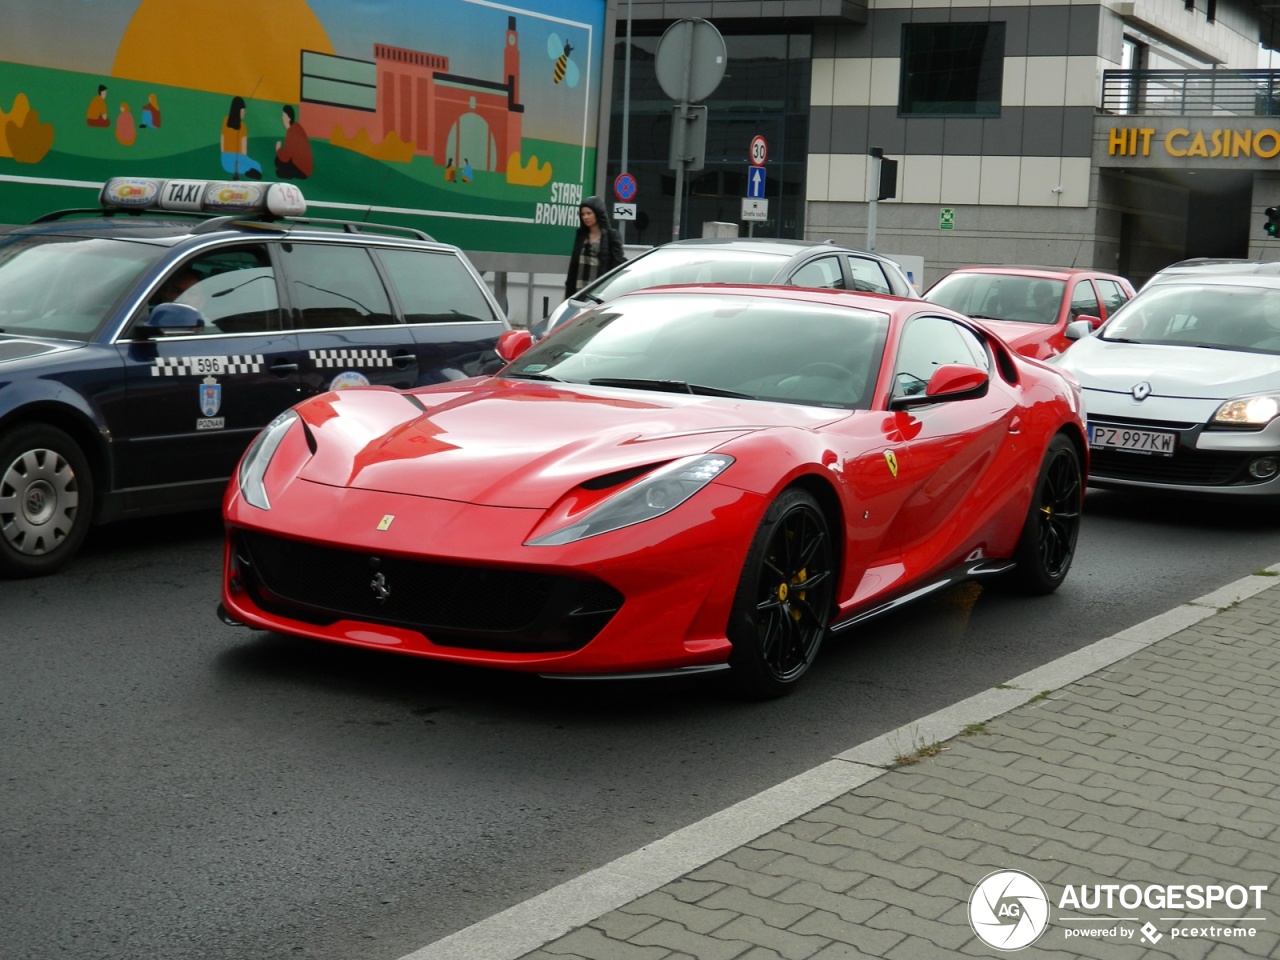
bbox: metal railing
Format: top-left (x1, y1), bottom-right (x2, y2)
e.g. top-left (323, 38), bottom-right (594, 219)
top-left (1101, 69), bottom-right (1280, 117)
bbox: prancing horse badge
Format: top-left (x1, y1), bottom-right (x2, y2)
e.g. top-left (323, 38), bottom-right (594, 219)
top-left (884, 450), bottom-right (899, 477)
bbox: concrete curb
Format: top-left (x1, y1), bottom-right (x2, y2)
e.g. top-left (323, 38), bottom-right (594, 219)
top-left (397, 564), bottom-right (1280, 960)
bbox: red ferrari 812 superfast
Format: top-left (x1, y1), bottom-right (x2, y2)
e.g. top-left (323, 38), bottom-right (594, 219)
top-left (220, 286), bottom-right (1086, 697)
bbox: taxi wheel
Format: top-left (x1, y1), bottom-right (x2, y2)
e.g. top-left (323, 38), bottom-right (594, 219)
top-left (0, 425), bottom-right (95, 578)
top-left (1000, 434), bottom-right (1082, 595)
top-left (727, 488), bottom-right (834, 699)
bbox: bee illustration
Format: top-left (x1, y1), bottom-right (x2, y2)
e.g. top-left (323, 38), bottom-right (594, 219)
top-left (547, 34), bottom-right (579, 87)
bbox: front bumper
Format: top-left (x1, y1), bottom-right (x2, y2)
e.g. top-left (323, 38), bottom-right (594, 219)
top-left (1084, 393), bottom-right (1280, 498)
top-left (222, 478), bottom-right (766, 674)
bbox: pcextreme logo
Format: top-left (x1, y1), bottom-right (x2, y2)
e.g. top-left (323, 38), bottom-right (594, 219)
top-left (968, 869), bottom-right (1270, 952)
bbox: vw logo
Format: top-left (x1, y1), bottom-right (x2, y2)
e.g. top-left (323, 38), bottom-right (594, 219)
top-left (25, 488), bottom-right (46, 514)
top-left (370, 571), bottom-right (391, 603)
top-left (968, 869), bottom-right (1050, 951)
top-left (1131, 381), bottom-right (1153, 401)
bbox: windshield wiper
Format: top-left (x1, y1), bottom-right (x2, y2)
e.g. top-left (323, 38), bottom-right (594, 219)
top-left (575, 291), bottom-right (603, 304)
top-left (588, 377), bottom-right (753, 399)
top-left (505, 371), bottom-right (564, 381)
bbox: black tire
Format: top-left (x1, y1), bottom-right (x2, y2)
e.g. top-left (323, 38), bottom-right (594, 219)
top-left (999, 434), bottom-right (1082, 595)
top-left (0, 424), bottom-right (95, 578)
top-left (727, 488), bottom-right (835, 699)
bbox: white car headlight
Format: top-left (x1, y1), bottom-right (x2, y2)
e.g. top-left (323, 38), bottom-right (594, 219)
top-left (1212, 395), bottom-right (1280, 427)
top-left (237, 410), bottom-right (298, 510)
top-left (526, 454), bottom-right (735, 546)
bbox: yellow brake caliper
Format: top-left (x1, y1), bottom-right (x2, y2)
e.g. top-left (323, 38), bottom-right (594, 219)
top-left (788, 568), bottom-right (807, 620)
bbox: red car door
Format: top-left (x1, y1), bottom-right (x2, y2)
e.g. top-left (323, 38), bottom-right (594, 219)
top-left (844, 314), bottom-right (1027, 603)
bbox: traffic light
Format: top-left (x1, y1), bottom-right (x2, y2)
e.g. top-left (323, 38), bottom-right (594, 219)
top-left (1266, 206), bottom-right (1280, 238)
top-left (878, 157), bottom-right (899, 201)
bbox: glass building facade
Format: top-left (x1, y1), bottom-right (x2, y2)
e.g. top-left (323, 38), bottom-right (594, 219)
top-left (605, 30), bottom-right (812, 245)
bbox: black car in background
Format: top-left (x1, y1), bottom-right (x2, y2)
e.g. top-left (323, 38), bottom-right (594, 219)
top-left (0, 176), bottom-right (507, 577)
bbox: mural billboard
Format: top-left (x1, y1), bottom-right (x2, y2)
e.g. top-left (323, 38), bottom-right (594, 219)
top-left (0, 0), bottom-right (608, 265)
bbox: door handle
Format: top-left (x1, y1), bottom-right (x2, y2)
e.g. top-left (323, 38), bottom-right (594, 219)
top-left (392, 351), bottom-right (416, 368)
top-left (269, 361), bottom-right (299, 376)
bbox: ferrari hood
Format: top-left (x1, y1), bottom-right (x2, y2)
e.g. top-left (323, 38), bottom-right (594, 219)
top-left (293, 379), bottom-right (847, 508)
top-left (1056, 338), bottom-right (1280, 400)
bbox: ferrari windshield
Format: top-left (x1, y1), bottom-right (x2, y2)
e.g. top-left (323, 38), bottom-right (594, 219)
top-left (0, 234), bottom-right (165, 341)
top-left (579, 247), bottom-right (789, 301)
top-left (927, 273), bottom-right (1065, 325)
top-left (502, 293), bottom-right (890, 409)
top-left (1101, 283), bottom-right (1280, 354)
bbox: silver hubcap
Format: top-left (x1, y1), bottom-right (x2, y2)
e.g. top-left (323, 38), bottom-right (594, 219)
top-left (0, 447), bottom-right (79, 556)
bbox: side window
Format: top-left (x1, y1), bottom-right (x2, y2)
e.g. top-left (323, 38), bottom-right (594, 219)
top-left (1094, 279), bottom-right (1130, 316)
top-left (893, 315), bottom-right (989, 398)
top-left (847, 256), bottom-right (892, 295)
top-left (1070, 281), bottom-right (1102, 320)
top-left (790, 257), bottom-right (845, 290)
top-left (377, 248), bottom-right (499, 323)
top-left (279, 243), bottom-right (396, 329)
top-left (144, 245), bottom-right (279, 335)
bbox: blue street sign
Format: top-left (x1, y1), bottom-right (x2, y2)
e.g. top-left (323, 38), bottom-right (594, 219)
top-left (614, 172), bottom-right (637, 202)
top-left (747, 166), bottom-right (767, 199)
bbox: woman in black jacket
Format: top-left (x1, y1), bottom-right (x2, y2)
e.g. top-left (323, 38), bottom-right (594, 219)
top-left (564, 196), bottom-right (626, 299)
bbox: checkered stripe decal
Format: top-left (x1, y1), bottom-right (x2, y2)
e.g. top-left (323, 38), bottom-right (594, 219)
top-left (151, 356), bottom-right (264, 376)
top-left (309, 349), bottom-right (394, 368)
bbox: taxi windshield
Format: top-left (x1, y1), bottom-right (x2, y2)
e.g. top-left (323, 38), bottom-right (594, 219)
top-left (0, 234), bottom-right (165, 342)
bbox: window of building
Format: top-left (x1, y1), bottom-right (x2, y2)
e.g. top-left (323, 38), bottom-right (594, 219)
top-left (899, 23), bottom-right (1005, 117)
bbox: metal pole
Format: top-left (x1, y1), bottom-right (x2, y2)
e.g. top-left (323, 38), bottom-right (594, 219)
top-left (619, 0), bottom-right (632, 245)
top-left (672, 104), bottom-right (687, 240)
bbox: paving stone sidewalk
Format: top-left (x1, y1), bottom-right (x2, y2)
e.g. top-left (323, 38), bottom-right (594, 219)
top-left (509, 581), bottom-right (1280, 960)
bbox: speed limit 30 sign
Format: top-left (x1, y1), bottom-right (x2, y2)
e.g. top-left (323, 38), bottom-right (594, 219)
top-left (750, 135), bottom-right (768, 167)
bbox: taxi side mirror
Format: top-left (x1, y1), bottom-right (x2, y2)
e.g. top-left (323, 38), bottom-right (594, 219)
top-left (137, 302), bottom-right (205, 338)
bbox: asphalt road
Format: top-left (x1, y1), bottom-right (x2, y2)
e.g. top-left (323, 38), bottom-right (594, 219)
top-left (5, 490), bottom-right (1280, 960)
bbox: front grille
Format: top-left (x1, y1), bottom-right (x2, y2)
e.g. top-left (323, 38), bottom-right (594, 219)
top-left (234, 531), bottom-right (623, 652)
top-left (1090, 447), bottom-right (1255, 485)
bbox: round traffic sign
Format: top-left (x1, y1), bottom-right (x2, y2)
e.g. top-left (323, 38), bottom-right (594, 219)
top-left (654, 18), bottom-right (727, 103)
top-left (750, 135), bottom-right (768, 167)
top-left (614, 172), bottom-right (637, 202)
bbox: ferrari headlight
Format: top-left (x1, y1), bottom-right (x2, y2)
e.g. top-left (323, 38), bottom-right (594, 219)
top-left (1212, 395), bottom-right (1280, 427)
top-left (526, 454), bottom-right (735, 546)
top-left (237, 410), bottom-right (298, 510)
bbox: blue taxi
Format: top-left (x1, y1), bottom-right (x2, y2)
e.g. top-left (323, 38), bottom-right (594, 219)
top-left (0, 176), bottom-right (508, 577)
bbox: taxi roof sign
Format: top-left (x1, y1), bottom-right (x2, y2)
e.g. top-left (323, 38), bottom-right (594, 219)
top-left (99, 177), bottom-right (306, 218)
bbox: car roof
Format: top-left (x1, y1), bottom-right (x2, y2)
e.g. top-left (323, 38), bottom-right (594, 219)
top-left (1137, 273), bottom-right (1280, 291)
top-left (658, 237), bottom-right (888, 259)
top-left (6, 210), bottom-right (460, 253)
top-left (1147, 259), bottom-right (1280, 280)
top-left (944, 265), bottom-right (1118, 281)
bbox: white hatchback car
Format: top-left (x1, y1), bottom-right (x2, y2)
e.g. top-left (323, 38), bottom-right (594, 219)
top-left (1056, 275), bottom-right (1280, 500)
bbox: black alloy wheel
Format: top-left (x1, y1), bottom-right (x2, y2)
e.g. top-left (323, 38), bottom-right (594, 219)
top-left (1002, 433), bottom-right (1082, 595)
top-left (728, 488), bottom-right (835, 698)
